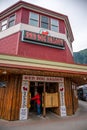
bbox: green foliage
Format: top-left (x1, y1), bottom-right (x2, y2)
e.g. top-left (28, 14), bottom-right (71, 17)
top-left (73, 49), bottom-right (87, 64)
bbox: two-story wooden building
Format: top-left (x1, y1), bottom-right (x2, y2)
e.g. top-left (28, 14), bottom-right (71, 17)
top-left (0, 0), bottom-right (87, 121)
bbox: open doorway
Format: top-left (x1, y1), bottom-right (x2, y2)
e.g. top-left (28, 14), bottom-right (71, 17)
top-left (29, 82), bottom-right (43, 116)
top-left (29, 82), bottom-right (59, 118)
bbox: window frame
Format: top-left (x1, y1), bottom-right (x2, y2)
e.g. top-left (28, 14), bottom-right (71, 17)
top-left (1, 19), bottom-right (8, 31)
top-left (8, 14), bottom-right (15, 28)
top-left (0, 14), bottom-right (16, 31)
top-left (51, 18), bottom-right (59, 32)
top-left (40, 15), bottom-right (49, 29)
top-left (29, 12), bottom-right (39, 27)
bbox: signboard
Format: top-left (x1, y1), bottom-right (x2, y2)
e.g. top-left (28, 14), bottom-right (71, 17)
top-left (60, 106), bottom-right (66, 117)
top-left (19, 80), bottom-right (29, 120)
top-left (21, 30), bottom-right (65, 49)
top-left (59, 83), bottom-right (66, 116)
top-left (21, 80), bottom-right (29, 92)
top-left (20, 108), bottom-right (28, 120)
top-left (22, 75), bottom-right (64, 83)
top-left (21, 92), bottom-right (27, 108)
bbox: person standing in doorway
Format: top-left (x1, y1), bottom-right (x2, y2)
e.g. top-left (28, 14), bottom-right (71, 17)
top-left (31, 91), bottom-right (41, 116)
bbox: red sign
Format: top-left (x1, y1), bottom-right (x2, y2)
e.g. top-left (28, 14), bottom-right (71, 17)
top-left (22, 31), bottom-right (65, 49)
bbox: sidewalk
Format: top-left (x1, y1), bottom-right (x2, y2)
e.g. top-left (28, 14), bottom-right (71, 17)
top-left (0, 100), bottom-right (87, 130)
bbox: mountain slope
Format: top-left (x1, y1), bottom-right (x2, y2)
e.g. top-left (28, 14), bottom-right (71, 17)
top-left (73, 49), bottom-right (87, 64)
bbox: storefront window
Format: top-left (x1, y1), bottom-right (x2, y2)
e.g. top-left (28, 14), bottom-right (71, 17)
top-left (29, 12), bottom-right (39, 27)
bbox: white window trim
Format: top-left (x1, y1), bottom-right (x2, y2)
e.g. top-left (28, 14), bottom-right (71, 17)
top-left (29, 12), bottom-right (39, 27)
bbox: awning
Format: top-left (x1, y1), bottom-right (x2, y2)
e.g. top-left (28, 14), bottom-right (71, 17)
top-left (0, 54), bottom-right (87, 85)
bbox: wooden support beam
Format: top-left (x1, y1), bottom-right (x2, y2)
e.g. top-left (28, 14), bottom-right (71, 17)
top-left (43, 82), bottom-right (46, 117)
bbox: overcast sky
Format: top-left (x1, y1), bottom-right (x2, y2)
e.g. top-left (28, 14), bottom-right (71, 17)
top-left (0, 0), bottom-right (87, 52)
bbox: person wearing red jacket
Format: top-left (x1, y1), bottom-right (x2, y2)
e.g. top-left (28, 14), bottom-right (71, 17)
top-left (31, 91), bottom-right (41, 115)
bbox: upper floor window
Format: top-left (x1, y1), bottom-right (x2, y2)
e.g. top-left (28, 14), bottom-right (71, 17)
top-left (29, 12), bottom-right (59, 32)
top-left (1, 19), bottom-right (7, 31)
top-left (29, 12), bottom-right (39, 27)
top-left (8, 15), bottom-right (15, 27)
top-left (51, 19), bottom-right (59, 32)
top-left (41, 16), bottom-right (49, 29)
top-left (0, 14), bottom-right (15, 31)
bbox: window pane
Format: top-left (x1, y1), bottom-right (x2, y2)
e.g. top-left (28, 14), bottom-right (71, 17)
top-left (51, 19), bottom-right (58, 26)
top-left (41, 16), bottom-right (48, 23)
top-left (9, 15), bottom-right (15, 22)
top-left (2, 25), bottom-right (7, 31)
top-left (41, 16), bottom-right (49, 29)
top-left (2, 20), bottom-right (7, 26)
top-left (30, 12), bottom-right (39, 20)
top-left (30, 19), bottom-right (38, 26)
top-left (8, 15), bottom-right (15, 27)
top-left (8, 21), bottom-right (15, 27)
top-left (51, 19), bottom-right (59, 32)
top-left (1, 19), bottom-right (7, 31)
top-left (41, 23), bottom-right (48, 29)
top-left (29, 12), bottom-right (39, 27)
top-left (51, 26), bottom-right (58, 32)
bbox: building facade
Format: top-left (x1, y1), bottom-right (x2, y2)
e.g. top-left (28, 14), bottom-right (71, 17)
top-left (0, 1), bottom-right (87, 121)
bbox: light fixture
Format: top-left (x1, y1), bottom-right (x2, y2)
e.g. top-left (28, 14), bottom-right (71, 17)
top-left (84, 77), bottom-right (86, 80)
top-left (2, 71), bottom-right (7, 74)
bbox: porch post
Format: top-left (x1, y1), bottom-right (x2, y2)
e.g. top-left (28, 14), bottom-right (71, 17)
top-left (43, 82), bottom-right (46, 117)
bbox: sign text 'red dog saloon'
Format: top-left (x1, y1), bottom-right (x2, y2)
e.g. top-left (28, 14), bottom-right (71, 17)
top-left (22, 30), bottom-right (65, 49)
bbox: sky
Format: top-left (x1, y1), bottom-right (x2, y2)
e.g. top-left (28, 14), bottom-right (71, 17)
top-left (0, 0), bottom-right (87, 52)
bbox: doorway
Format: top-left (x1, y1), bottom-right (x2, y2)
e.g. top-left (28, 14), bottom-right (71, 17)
top-left (29, 82), bottom-right (43, 115)
top-left (28, 82), bottom-right (59, 118)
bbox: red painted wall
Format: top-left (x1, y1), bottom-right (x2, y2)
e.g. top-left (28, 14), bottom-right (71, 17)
top-left (0, 7), bottom-right (73, 63)
top-left (18, 40), bottom-right (74, 63)
top-left (59, 20), bottom-right (66, 34)
top-left (15, 9), bottom-right (22, 24)
top-left (21, 8), bottom-right (29, 24)
top-left (0, 33), bottom-right (19, 55)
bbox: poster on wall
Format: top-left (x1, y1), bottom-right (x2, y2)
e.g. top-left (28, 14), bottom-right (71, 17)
top-left (19, 108), bottom-right (28, 120)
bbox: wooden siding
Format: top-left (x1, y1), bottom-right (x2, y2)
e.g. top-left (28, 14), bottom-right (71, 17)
top-left (64, 78), bottom-right (78, 115)
top-left (0, 74), bottom-right (22, 120)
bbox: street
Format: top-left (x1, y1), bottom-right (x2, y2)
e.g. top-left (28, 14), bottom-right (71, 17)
top-left (0, 100), bottom-right (87, 130)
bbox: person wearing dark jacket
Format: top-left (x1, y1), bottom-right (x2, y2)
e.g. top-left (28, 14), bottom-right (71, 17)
top-left (31, 91), bottom-right (41, 115)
